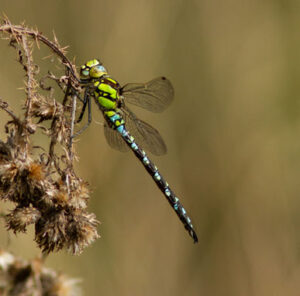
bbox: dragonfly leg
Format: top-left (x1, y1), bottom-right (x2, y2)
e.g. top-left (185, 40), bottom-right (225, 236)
top-left (72, 89), bottom-right (92, 138)
top-left (77, 88), bottom-right (90, 123)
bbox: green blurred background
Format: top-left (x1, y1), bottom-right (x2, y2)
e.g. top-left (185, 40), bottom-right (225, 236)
top-left (1, 0), bottom-right (300, 295)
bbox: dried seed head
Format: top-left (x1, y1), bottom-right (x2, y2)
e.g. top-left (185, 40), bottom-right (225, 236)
top-left (35, 208), bottom-right (68, 253)
top-left (49, 275), bottom-right (82, 296)
top-left (68, 180), bottom-right (90, 209)
top-left (65, 211), bottom-right (100, 255)
top-left (0, 250), bottom-right (14, 270)
top-left (31, 94), bottom-right (63, 122)
top-left (35, 207), bottom-right (99, 254)
top-left (28, 162), bottom-right (44, 181)
top-left (6, 206), bottom-right (41, 233)
top-left (0, 250), bottom-right (82, 296)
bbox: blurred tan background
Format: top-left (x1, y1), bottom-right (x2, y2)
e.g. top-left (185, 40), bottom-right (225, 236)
top-left (1, 0), bottom-right (300, 295)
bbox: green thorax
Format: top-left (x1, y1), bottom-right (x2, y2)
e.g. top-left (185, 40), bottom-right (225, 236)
top-left (93, 77), bottom-right (120, 111)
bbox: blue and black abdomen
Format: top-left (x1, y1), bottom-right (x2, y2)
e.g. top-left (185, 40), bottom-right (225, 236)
top-left (105, 110), bottom-right (198, 243)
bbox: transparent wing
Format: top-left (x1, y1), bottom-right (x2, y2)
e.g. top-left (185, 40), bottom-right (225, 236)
top-left (120, 77), bottom-right (174, 113)
top-left (104, 122), bottom-right (129, 152)
top-left (123, 106), bottom-right (167, 156)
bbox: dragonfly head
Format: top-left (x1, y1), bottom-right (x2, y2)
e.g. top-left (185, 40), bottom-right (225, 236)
top-left (80, 59), bottom-right (107, 81)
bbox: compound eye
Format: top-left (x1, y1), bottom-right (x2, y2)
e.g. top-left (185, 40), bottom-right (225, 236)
top-left (81, 69), bottom-right (90, 77)
top-left (89, 64), bottom-right (107, 78)
top-left (95, 65), bottom-right (106, 72)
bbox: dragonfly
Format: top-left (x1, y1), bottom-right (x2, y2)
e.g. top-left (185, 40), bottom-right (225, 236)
top-left (76, 59), bottom-right (198, 243)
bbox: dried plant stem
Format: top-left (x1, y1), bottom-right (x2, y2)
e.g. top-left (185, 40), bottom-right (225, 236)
top-left (0, 17), bottom-right (99, 256)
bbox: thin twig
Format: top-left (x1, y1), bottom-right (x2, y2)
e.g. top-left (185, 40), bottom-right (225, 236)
top-left (69, 93), bottom-right (77, 160)
top-left (0, 17), bottom-right (79, 86)
top-left (0, 98), bottom-right (19, 121)
top-left (21, 34), bottom-right (35, 120)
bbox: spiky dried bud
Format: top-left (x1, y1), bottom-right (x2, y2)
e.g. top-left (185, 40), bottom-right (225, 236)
top-left (31, 94), bottom-right (63, 122)
top-left (35, 208), bottom-right (69, 253)
top-left (6, 206), bottom-right (41, 232)
top-left (35, 208), bottom-right (99, 254)
top-left (0, 250), bottom-right (81, 296)
top-left (65, 211), bottom-right (99, 255)
top-left (68, 179), bottom-right (90, 209)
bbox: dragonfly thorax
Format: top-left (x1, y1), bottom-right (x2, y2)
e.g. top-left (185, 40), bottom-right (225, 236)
top-left (94, 77), bottom-right (121, 111)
